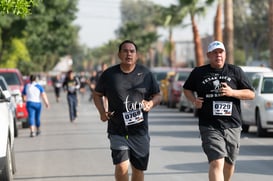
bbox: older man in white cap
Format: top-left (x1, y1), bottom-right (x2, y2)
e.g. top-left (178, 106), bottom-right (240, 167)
top-left (183, 41), bottom-right (255, 181)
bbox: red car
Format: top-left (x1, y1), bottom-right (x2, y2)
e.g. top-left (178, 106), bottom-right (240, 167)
top-left (0, 68), bottom-right (29, 128)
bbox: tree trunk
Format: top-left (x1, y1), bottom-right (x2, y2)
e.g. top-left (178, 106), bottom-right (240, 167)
top-left (191, 14), bottom-right (204, 67)
top-left (168, 28), bottom-right (176, 67)
top-left (269, 0), bottom-right (273, 68)
top-left (214, 1), bottom-right (223, 41)
top-left (224, 0), bottom-right (234, 64)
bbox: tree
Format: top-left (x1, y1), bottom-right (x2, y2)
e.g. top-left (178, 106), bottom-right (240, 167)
top-left (117, 0), bottom-right (160, 65)
top-left (234, 0), bottom-right (269, 64)
top-left (214, 0), bottom-right (223, 41)
top-left (154, 4), bottom-right (188, 67)
top-left (176, 0), bottom-right (209, 67)
top-left (1, 38), bottom-right (30, 69)
top-left (223, 0), bottom-right (234, 64)
top-left (0, 0), bottom-right (80, 73)
top-left (0, 0), bottom-right (40, 17)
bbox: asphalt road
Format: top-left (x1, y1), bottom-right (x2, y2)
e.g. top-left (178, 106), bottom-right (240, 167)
top-left (13, 88), bottom-right (273, 181)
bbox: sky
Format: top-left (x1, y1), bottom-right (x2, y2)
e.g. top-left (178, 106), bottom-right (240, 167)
top-left (73, 0), bottom-right (217, 48)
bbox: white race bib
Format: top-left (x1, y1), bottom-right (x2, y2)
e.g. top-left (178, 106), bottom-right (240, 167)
top-left (122, 110), bottom-right (144, 126)
top-left (213, 101), bottom-right (232, 116)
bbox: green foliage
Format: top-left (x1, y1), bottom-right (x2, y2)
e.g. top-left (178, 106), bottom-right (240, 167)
top-left (0, 0), bottom-right (40, 17)
top-left (0, 0), bottom-right (80, 74)
top-left (234, 48), bottom-right (246, 65)
top-left (234, 0), bottom-right (269, 61)
top-left (117, 0), bottom-right (160, 63)
top-left (0, 38), bottom-right (30, 68)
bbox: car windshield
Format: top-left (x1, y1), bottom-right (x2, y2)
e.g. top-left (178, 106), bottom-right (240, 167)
top-left (178, 72), bottom-right (190, 81)
top-left (153, 72), bottom-right (167, 82)
top-left (261, 78), bottom-right (273, 93)
top-left (0, 72), bottom-right (21, 86)
top-left (245, 72), bottom-right (257, 82)
top-left (0, 79), bottom-right (8, 90)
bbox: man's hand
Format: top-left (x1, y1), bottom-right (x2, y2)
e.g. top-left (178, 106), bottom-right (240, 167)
top-left (142, 100), bottom-right (154, 112)
top-left (220, 82), bottom-right (233, 97)
top-left (100, 111), bottom-right (114, 122)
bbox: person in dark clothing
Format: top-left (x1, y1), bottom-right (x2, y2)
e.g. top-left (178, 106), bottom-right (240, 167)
top-left (88, 70), bottom-right (97, 102)
top-left (93, 40), bottom-right (161, 181)
top-left (183, 41), bottom-right (255, 181)
top-left (79, 71), bottom-right (88, 99)
top-left (95, 62), bottom-right (108, 82)
top-left (52, 74), bottom-right (62, 102)
top-left (63, 70), bottom-right (80, 122)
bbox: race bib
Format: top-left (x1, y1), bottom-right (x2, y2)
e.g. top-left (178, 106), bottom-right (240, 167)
top-left (213, 101), bottom-right (232, 116)
top-left (122, 110), bottom-right (144, 126)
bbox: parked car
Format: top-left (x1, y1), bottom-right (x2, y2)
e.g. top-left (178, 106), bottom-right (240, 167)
top-left (151, 67), bottom-right (176, 105)
top-left (240, 66), bottom-right (272, 81)
top-left (0, 76), bottom-right (18, 137)
top-left (151, 67), bottom-right (174, 86)
top-left (178, 90), bottom-right (199, 117)
top-left (0, 68), bottom-right (29, 128)
top-left (241, 72), bottom-right (273, 137)
top-left (167, 68), bottom-right (192, 108)
top-left (0, 84), bottom-right (16, 180)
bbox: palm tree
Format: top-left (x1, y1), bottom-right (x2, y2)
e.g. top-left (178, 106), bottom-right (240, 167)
top-left (177, 0), bottom-right (208, 67)
top-left (214, 0), bottom-right (223, 41)
top-left (154, 5), bottom-right (188, 67)
top-left (223, 0), bottom-right (234, 64)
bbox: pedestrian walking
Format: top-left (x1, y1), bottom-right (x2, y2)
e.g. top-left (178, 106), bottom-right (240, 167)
top-left (79, 71), bottom-right (88, 98)
top-left (52, 74), bottom-right (63, 102)
top-left (93, 40), bottom-right (161, 181)
top-left (95, 62), bottom-right (108, 111)
top-left (62, 70), bottom-right (80, 122)
top-left (22, 74), bottom-right (50, 137)
top-left (183, 40), bottom-right (255, 181)
top-left (88, 70), bottom-right (97, 102)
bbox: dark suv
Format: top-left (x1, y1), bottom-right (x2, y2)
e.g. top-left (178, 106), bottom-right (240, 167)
top-left (0, 68), bottom-right (29, 128)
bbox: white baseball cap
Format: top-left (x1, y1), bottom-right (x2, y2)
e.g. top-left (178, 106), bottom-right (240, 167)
top-left (207, 41), bottom-right (225, 53)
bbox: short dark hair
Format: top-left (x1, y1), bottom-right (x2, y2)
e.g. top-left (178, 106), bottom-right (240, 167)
top-left (30, 74), bottom-right (37, 82)
top-left (118, 40), bottom-right (138, 52)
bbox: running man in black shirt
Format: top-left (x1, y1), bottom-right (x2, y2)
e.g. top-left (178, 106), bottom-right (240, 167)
top-left (93, 40), bottom-right (161, 181)
top-left (183, 41), bottom-right (255, 181)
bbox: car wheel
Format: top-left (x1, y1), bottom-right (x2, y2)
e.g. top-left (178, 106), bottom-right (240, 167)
top-left (241, 124), bottom-right (250, 133)
top-left (0, 139), bottom-right (13, 181)
top-left (179, 105), bottom-right (185, 112)
top-left (256, 110), bottom-right (267, 137)
top-left (22, 118), bottom-right (29, 128)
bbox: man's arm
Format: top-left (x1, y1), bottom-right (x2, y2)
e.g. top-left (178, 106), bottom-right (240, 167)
top-left (183, 89), bottom-right (204, 109)
top-left (93, 91), bottom-right (108, 122)
top-left (220, 82), bottom-right (255, 100)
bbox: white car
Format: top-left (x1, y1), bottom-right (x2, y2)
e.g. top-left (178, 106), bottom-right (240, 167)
top-left (241, 72), bottom-right (273, 137)
top-left (240, 66), bottom-right (272, 81)
top-left (178, 90), bottom-right (198, 117)
top-left (0, 84), bottom-right (16, 180)
top-left (0, 76), bottom-right (18, 137)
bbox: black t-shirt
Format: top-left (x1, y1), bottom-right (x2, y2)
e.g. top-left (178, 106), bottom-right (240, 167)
top-left (183, 63), bottom-right (254, 129)
top-left (63, 76), bottom-right (80, 95)
top-left (95, 64), bottom-right (160, 136)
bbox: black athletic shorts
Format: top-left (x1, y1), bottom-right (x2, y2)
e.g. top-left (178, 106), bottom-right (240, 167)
top-left (108, 134), bottom-right (150, 170)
